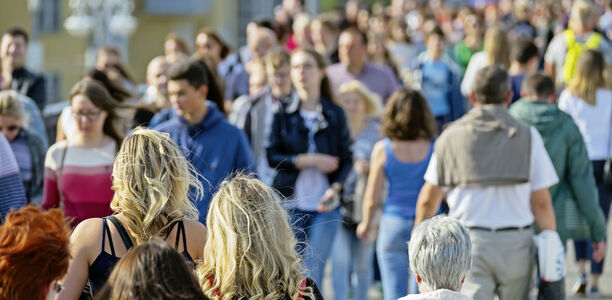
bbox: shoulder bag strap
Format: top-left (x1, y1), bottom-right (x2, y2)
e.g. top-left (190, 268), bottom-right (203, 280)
top-left (108, 215), bottom-right (134, 249)
top-left (56, 145), bottom-right (68, 207)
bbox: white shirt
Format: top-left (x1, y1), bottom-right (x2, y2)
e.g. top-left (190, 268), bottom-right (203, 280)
top-left (558, 88), bottom-right (612, 160)
top-left (460, 52), bottom-right (488, 97)
top-left (424, 127), bottom-right (559, 228)
top-left (294, 109), bottom-right (330, 211)
top-left (399, 289), bottom-right (473, 300)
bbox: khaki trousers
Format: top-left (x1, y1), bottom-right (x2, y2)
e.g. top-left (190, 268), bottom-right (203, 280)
top-left (461, 227), bottom-right (535, 300)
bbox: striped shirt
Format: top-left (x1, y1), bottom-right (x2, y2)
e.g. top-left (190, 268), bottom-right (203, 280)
top-left (42, 140), bottom-right (116, 225)
top-left (0, 135), bottom-right (27, 221)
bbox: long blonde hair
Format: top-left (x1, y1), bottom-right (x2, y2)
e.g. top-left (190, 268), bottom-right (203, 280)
top-left (484, 25), bottom-right (510, 68)
top-left (197, 175), bottom-right (313, 300)
top-left (568, 0), bottom-right (596, 32)
top-left (110, 128), bottom-right (201, 245)
top-left (568, 49), bottom-right (609, 106)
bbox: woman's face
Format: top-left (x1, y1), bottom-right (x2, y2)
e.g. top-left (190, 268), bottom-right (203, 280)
top-left (195, 34), bottom-right (222, 61)
top-left (290, 51), bottom-right (323, 93)
top-left (71, 94), bottom-right (107, 137)
top-left (0, 114), bottom-right (21, 142)
top-left (341, 92), bottom-right (366, 119)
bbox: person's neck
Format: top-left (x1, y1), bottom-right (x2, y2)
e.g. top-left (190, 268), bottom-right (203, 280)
top-left (346, 60), bottom-right (365, 75)
top-left (428, 50), bottom-right (442, 61)
top-left (298, 89), bottom-right (320, 111)
top-left (73, 132), bottom-right (107, 148)
top-left (508, 62), bottom-right (528, 75)
top-left (348, 115), bottom-right (367, 136)
top-left (272, 89), bottom-right (291, 99)
top-left (184, 101), bottom-right (208, 125)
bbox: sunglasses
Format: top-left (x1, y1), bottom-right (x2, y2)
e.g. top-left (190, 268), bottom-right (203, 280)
top-left (0, 125), bottom-right (19, 132)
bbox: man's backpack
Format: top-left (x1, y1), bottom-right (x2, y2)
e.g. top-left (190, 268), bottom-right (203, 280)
top-left (563, 30), bottom-right (602, 85)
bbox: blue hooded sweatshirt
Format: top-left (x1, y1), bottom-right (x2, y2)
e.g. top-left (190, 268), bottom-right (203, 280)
top-left (155, 101), bottom-right (256, 222)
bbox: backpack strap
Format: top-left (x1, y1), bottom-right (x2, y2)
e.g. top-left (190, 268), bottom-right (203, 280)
top-left (108, 215), bottom-right (134, 250)
top-left (563, 30), bottom-right (603, 84)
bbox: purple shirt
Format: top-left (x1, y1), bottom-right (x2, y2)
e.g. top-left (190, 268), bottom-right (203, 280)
top-left (326, 62), bottom-right (399, 103)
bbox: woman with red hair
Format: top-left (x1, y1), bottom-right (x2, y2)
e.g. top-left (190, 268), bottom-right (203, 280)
top-left (0, 206), bottom-right (70, 299)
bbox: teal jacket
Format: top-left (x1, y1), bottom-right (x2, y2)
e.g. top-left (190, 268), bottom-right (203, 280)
top-left (509, 99), bottom-right (606, 242)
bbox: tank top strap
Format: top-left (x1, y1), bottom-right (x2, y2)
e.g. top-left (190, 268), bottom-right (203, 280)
top-left (179, 221), bottom-right (188, 252)
top-left (101, 218), bottom-right (116, 257)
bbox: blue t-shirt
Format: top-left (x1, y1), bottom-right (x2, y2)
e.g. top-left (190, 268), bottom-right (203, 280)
top-left (383, 138), bottom-right (434, 218)
top-left (421, 61), bottom-right (451, 117)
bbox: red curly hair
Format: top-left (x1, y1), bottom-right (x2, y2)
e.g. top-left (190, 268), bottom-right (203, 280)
top-left (0, 206), bottom-right (70, 300)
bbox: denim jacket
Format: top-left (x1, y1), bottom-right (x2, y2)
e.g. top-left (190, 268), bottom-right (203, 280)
top-left (267, 94), bottom-right (353, 199)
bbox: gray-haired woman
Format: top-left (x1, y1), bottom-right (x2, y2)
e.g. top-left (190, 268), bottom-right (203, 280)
top-left (400, 215), bottom-right (473, 300)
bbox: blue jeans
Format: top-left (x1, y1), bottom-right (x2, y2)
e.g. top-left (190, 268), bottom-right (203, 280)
top-left (377, 215), bottom-right (416, 300)
top-left (574, 160), bottom-right (611, 274)
top-left (290, 208), bottom-right (342, 288)
top-left (331, 223), bottom-right (375, 300)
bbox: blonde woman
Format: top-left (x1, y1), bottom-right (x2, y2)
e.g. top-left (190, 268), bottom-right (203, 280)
top-left (558, 49), bottom-right (612, 297)
top-left (461, 24), bottom-right (510, 97)
top-left (56, 128), bottom-right (207, 299)
top-left (331, 80), bottom-right (382, 300)
top-left (197, 175), bottom-right (323, 300)
top-left (0, 90), bottom-right (45, 203)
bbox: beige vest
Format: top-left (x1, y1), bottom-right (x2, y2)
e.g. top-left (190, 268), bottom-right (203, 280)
top-left (435, 105), bottom-right (531, 188)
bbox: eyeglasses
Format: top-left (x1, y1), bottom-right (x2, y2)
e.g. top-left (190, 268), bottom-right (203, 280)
top-left (52, 281), bottom-right (64, 293)
top-left (0, 125), bottom-right (19, 132)
top-left (73, 110), bottom-right (102, 121)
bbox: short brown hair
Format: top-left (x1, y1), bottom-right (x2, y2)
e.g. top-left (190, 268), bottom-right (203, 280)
top-left (168, 58), bottom-right (210, 89)
top-left (472, 65), bottom-right (510, 104)
top-left (0, 206), bottom-right (70, 300)
top-left (522, 72), bottom-right (554, 100)
top-left (264, 48), bottom-right (291, 70)
top-left (381, 88), bottom-right (437, 140)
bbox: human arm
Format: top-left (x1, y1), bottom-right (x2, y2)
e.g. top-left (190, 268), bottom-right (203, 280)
top-left (356, 141), bottom-right (386, 240)
top-left (55, 219), bottom-right (101, 300)
top-left (42, 147), bottom-right (61, 210)
top-left (530, 188), bottom-right (556, 232)
top-left (185, 220), bottom-right (208, 261)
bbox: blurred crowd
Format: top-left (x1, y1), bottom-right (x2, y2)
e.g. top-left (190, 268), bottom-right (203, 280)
top-left (1, 0), bottom-right (612, 299)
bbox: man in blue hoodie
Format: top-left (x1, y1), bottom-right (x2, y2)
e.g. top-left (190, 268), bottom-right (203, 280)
top-left (155, 58), bottom-right (256, 222)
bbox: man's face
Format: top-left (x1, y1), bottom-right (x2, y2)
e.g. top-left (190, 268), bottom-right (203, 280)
top-left (267, 63), bottom-right (292, 97)
top-left (338, 32), bottom-right (366, 67)
top-left (147, 59), bottom-right (169, 96)
top-left (249, 28), bottom-right (277, 60)
top-left (167, 79), bottom-right (206, 117)
top-left (0, 34), bottom-right (27, 69)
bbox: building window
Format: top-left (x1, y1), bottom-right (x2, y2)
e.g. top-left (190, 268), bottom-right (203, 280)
top-left (34, 0), bottom-right (62, 34)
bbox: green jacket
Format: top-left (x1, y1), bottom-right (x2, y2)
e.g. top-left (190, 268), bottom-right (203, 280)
top-left (509, 99), bottom-right (606, 242)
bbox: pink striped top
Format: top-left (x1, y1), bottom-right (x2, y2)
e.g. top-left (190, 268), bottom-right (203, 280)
top-left (42, 140), bottom-right (116, 225)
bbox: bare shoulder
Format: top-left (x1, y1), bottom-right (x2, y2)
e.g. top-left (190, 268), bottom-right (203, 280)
top-left (70, 218), bottom-right (104, 263)
top-left (371, 140), bottom-right (387, 163)
top-left (184, 220), bottom-right (207, 259)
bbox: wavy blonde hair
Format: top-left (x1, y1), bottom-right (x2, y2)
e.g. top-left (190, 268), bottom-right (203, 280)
top-left (484, 25), bottom-right (510, 69)
top-left (110, 128), bottom-right (201, 245)
top-left (197, 175), bottom-right (313, 300)
top-left (339, 80), bottom-right (383, 117)
top-left (568, 49), bottom-right (610, 106)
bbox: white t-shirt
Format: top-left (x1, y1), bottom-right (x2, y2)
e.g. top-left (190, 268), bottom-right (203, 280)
top-left (424, 127), bottom-right (559, 228)
top-left (558, 88), bottom-right (612, 160)
top-left (294, 109), bottom-right (330, 211)
top-left (460, 52), bottom-right (488, 97)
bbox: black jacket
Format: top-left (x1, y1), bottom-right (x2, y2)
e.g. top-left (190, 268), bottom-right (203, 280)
top-left (267, 95), bottom-right (353, 199)
top-left (11, 67), bottom-right (46, 110)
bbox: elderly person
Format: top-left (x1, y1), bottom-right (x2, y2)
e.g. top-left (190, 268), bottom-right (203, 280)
top-left (400, 215), bottom-right (473, 300)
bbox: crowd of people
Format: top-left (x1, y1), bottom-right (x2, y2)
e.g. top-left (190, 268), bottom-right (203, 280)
top-left (1, 0), bottom-right (612, 299)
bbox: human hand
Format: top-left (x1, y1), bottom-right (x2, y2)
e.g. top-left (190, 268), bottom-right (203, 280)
top-left (592, 241), bottom-right (606, 263)
top-left (356, 221), bottom-right (370, 241)
top-left (311, 153), bottom-right (339, 174)
top-left (354, 159), bottom-right (370, 175)
top-left (317, 187), bottom-right (338, 212)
